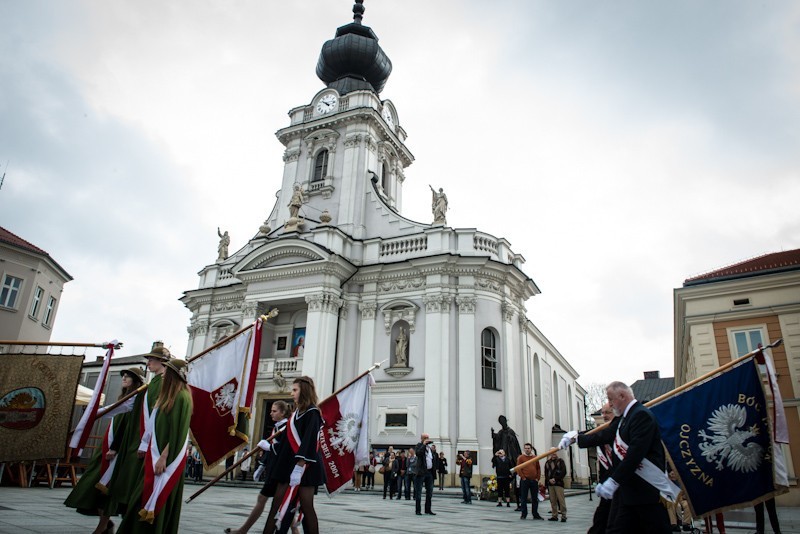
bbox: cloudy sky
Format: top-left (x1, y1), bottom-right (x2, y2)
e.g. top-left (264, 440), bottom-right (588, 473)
top-left (2, 1), bottom-right (798, 388)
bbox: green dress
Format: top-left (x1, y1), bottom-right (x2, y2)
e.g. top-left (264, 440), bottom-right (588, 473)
top-left (64, 411), bottom-right (130, 516)
top-left (108, 374), bottom-right (162, 517)
top-left (118, 387), bottom-right (192, 533)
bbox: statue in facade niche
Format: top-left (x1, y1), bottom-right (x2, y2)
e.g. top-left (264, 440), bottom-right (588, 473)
top-left (429, 185), bottom-right (448, 225)
top-left (491, 415), bottom-right (522, 466)
top-left (288, 184), bottom-right (305, 219)
top-left (217, 227), bottom-right (230, 261)
top-left (394, 327), bottom-right (408, 367)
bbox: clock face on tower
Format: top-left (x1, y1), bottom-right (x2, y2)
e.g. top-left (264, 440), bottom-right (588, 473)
top-left (316, 94), bottom-right (338, 114)
top-left (382, 106), bottom-right (395, 130)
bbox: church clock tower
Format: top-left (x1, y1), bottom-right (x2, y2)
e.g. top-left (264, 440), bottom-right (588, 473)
top-left (266, 0), bottom-right (413, 240)
top-left (182, 0), bottom-right (589, 488)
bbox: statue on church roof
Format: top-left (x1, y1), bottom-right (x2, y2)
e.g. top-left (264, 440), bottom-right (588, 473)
top-left (217, 227), bottom-right (230, 262)
top-left (288, 184), bottom-right (305, 219)
top-left (430, 185), bottom-right (448, 225)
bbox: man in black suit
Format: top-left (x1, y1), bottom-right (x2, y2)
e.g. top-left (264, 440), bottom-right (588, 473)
top-left (562, 382), bottom-right (671, 534)
top-left (413, 433), bottom-right (436, 516)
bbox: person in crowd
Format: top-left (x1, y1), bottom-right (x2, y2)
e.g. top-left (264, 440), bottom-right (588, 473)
top-left (437, 452), bottom-right (448, 491)
top-left (192, 447), bottom-right (203, 482)
top-left (119, 358), bottom-right (193, 533)
top-left (239, 446), bottom-right (251, 481)
top-left (412, 433), bottom-right (436, 516)
top-left (224, 401), bottom-right (289, 534)
top-left (515, 442), bottom-right (544, 520)
top-left (545, 451), bottom-right (567, 522)
top-left (395, 449), bottom-right (407, 500)
top-left (261, 377), bottom-right (325, 534)
top-left (406, 447), bottom-right (417, 500)
top-left (225, 454), bottom-right (236, 481)
top-left (492, 449), bottom-right (513, 508)
top-left (65, 367), bottom-right (145, 534)
top-left (382, 452), bottom-right (398, 499)
top-left (456, 450), bottom-right (473, 504)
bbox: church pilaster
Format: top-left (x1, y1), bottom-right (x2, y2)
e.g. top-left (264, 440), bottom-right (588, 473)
top-left (501, 302), bottom-right (520, 428)
top-left (302, 291), bottom-right (343, 397)
top-left (454, 294), bottom-right (478, 451)
top-left (356, 300), bottom-right (377, 374)
top-left (422, 293), bottom-right (452, 444)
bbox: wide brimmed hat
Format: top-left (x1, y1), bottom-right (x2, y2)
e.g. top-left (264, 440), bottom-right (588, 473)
top-left (120, 367), bottom-right (146, 382)
top-left (144, 345), bottom-right (172, 362)
top-left (163, 358), bottom-right (188, 383)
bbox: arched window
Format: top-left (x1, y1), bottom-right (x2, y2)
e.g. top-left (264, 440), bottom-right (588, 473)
top-left (553, 371), bottom-right (560, 426)
top-left (481, 328), bottom-right (499, 390)
top-left (533, 353), bottom-right (542, 417)
top-left (312, 150), bottom-right (328, 182)
top-left (568, 385), bottom-right (574, 428)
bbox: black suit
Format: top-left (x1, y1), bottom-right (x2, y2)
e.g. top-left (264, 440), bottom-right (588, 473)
top-left (578, 401), bottom-right (670, 534)
top-left (413, 441), bottom-right (434, 514)
top-left (578, 416), bottom-right (619, 534)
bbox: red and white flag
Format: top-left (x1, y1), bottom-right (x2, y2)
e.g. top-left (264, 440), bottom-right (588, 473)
top-left (187, 320), bottom-right (262, 467)
top-left (70, 341), bottom-right (117, 454)
top-left (318, 373), bottom-right (374, 494)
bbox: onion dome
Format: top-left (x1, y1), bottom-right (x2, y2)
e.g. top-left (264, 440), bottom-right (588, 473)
top-left (316, 0), bottom-right (392, 95)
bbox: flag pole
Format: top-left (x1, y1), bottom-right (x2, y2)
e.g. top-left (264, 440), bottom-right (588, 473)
top-left (185, 358), bottom-right (386, 504)
top-left (0, 340), bottom-right (123, 349)
top-left (511, 339), bottom-right (783, 474)
top-left (96, 383), bottom-right (148, 417)
top-left (186, 323), bottom-right (255, 363)
top-left (185, 427), bottom-right (284, 504)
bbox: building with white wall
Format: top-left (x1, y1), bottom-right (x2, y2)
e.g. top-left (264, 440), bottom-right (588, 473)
top-left (181, 3), bottom-right (588, 484)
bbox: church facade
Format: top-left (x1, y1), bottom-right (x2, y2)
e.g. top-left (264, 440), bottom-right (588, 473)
top-left (181, 2), bottom-right (589, 483)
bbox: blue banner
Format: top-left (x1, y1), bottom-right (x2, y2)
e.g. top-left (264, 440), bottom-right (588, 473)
top-left (650, 360), bottom-right (776, 517)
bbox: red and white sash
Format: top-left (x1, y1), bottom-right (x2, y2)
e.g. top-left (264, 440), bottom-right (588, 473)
top-left (597, 444), bottom-right (612, 471)
top-left (138, 393), bottom-right (157, 454)
top-left (614, 428), bottom-right (680, 502)
top-left (138, 407), bottom-right (189, 524)
top-left (95, 421), bottom-right (118, 494)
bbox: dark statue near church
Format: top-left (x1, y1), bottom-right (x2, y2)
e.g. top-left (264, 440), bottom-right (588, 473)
top-left (491, 415), bottom-right (523, 466)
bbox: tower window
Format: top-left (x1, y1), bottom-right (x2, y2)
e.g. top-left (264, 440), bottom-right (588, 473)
top-left (313, 150), bottom-right (328, 182)
top-left (381, 162), bottom-right (389, 192)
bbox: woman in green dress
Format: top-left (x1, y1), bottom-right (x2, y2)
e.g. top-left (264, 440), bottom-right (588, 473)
top-left (64, 367), bottom-right (145, 534)
top-left (119, 357), bottom-right (192, 533)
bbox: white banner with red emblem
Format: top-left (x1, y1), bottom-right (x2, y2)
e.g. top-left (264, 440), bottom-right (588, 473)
top-left (187, 320), bottom-right (262, 467)
top-left (69, 341), bottom-right (117, 454)
top-left (318, 373), bottom-right (374, 494)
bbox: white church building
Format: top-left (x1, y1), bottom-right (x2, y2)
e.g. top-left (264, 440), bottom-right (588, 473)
top-left (181, 1), bottom-right (589, 484)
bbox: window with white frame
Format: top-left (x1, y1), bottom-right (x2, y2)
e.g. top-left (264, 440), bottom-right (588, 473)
top-left (312, 150), bottom-right (328, 182)
top-left (1, 275), bottom-right (23, 309)
top-left (731, 327), bottom-right (765, 358)
top-left (29, 286), bottom-right (44, 318)
top-left (43, 296), bottom-right (56, 326)
top-left (481, 328), bottom-right (499, 390)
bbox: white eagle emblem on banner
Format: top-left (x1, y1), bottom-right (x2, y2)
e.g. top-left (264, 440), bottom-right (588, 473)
top-left (697, 404), bottom-right (763, 473)
top-left (211, 378), bottom-right (238, 417)
top-left (328, 412), bottom-right (361, 454)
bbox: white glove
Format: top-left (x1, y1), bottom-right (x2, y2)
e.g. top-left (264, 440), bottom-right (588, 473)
top-left (257, 439), bottom-right (272, 452)
top-left (595, 478), bottom-right (619, 500)
top-left (253, 465), bottom-right (265, 482)
top-left (558, 430), bottom-right (578, 450)
top-left (289, 465), bottom-right (304, 487)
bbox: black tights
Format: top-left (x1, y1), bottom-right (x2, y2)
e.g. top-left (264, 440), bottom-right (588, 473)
top-left (262, 483), bottom-right (318, 534)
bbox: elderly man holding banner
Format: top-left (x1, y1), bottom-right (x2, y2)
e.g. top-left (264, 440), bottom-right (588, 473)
top-left (559, 381), bottom-right (675, 534)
